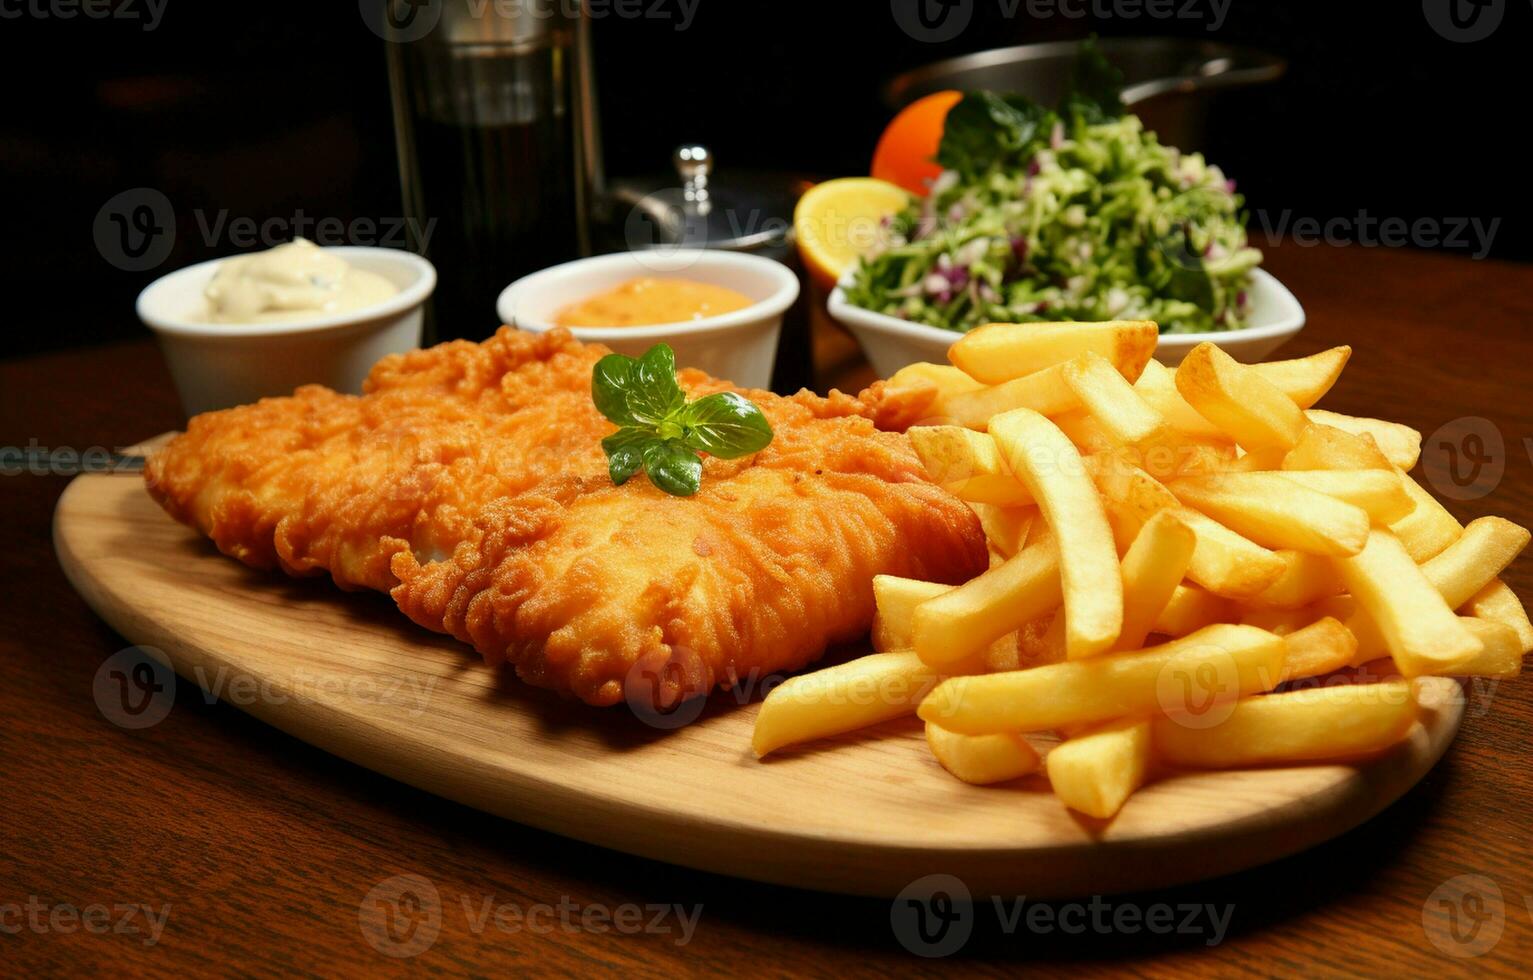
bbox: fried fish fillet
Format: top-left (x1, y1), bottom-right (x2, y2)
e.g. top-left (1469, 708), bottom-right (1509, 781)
top-left (146, 328), bottom-right (987, 708)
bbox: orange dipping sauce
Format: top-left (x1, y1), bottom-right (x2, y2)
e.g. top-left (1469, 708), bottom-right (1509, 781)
top-left (554, 277), bottom-right (754, 328)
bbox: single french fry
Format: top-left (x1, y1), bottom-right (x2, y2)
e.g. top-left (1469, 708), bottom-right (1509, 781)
top-left (1452, 618), bottom-right (1525, 677)
top-left (1334, 528), bottom-right (1482, 677)
top-left (1280, 617), bottom-right (1359, 681)
top-left (1239, 606), bottom-right (1313, 635)
top-left (1152, 680), bottom-right (1417, 768)
top-left (918, 624), bottom-right (1285, 735)
top-left (1170, 472), bottom-right (1370, 557)
top-left (872, 575), bottom-right (951, 652)
top-left (1115, 510), bottom-right (1197, 652)
top-left (1464, 579), bottom-right (1533, 653)
top-left (1389, 472), bottom-right (1463, 562)
top-left (990, 409), bottom-right (1123, 658)
top-left (752, 650), bottom-right (980, 757)
top-left (968, 502), bottom-right (1036, 559)
top-left (1175, 342), bottom-right (1309, 452)
top-left (1306, 410), bottom-right (1421, 470)
top-left (1421, 516), bottom-right (1531, 609)
top-left (1045, 718), bottom-right (1152, 819)
top-left (1253, 550), bottom-right (1345, 609)
top-left (941, 364), bottom-right (1079, 429)
top-left (948, 320), bottom-right (1159, 385)
top-left (925, 722), bottom-right (1041, 784)
top-left (1051, 410), bottom-right (1119, 455)
top-left (1275, 469), bottom-right (1416, 525)
top-left (1282, 423), bottom-right (1394, 472)
top-left (1152, 585), bottom-right (1235, 637)
top-left (1134, 359), bottom-right (1224, 440)
top-left (1223, 448), bottom-right (1289, 472)
top-left (888, 362), bottom-right (985, 398)
top-left (1248, 346), bottom-right (1351, 408)
top-left (1063, 351), bottom-right (1170, 447)
top-left (908, 426), bottom-right (1034, 506)
top-left (911, 535), bottom-right (1062, 667)
top-left (1085, 457), bottom-right (1285, 597)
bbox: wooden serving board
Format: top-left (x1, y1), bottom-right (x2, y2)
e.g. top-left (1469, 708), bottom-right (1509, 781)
top-left (54, 452), bottom-right (1465, 898)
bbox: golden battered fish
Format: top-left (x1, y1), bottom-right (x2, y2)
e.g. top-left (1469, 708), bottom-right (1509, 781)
top-left (146, 328), bottom-right (987, 709)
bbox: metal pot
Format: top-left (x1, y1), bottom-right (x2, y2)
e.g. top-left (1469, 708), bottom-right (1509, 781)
top-left (885, 36), bottom-right (1285, 152)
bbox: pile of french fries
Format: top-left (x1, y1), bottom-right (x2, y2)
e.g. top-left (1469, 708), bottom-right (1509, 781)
top-left (751, 321), bottom-right (1531, 819)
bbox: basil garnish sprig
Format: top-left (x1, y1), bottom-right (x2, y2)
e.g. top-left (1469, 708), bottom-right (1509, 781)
top-left (592, 343), bottom-right (773, 497)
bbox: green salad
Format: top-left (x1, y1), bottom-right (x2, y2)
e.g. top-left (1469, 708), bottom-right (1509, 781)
top-left (845, 46), bottom-right (1262, 335)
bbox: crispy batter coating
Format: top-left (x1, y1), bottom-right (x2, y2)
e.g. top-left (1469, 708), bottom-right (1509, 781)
top-left (146, 328), bottom-right (987, 708)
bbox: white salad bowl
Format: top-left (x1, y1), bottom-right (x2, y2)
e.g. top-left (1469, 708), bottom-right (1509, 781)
top-left (137, 246), bottom-right (436, 417)
top-left (498, 250), bottom-right (799, 391)
top-left (827, 267), bottom-right (1305, 378)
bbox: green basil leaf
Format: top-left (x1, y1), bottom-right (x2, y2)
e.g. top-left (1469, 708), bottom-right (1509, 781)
top-left (936, 91), bottom-right (1048, 177)
top-left (601, 428), bottom-right (652, 485)
top-left (626, 343), bottom-right (686, 425)
top-left (1061, 36), bottom-right (1125, 123)
top-left (675, 392), bottom-right (774, 459)
top-left (592, 353), bottom-right (639, 426)
top-left (641, 439), bottom-right (702, 497)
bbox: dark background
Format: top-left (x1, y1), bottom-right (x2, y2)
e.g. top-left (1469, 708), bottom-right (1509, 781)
top-left (1, 0), bottom-right (1526, 358)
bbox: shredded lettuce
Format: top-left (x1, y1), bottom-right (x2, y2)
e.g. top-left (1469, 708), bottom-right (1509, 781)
top-left (845, 51), bottom-right (1261, 336)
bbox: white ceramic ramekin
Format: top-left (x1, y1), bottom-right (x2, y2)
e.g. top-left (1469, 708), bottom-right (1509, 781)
top-left (497, 250), bottom-right (799, 390)
top-left (137, 246), bottom-right (436, 416)
top-left (827, 267), bottom-right (1306, 378)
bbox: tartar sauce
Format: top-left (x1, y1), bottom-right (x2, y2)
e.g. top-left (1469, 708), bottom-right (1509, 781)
top-left (203, 238), bottom-right (398, 323)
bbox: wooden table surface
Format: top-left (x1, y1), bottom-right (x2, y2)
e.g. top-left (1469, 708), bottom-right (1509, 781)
top-left (3, 241), bottom-right (1530, 976)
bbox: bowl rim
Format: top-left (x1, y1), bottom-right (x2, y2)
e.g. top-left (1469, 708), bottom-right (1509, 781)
top-left (496, 249), bottom-right (800, 341)
top-left (827, 266), bottom-right (1305, 348)
top-left (136, 245), bottom-right (438, 339)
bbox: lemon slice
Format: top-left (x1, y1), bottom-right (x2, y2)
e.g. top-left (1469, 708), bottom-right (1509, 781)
top-left (794, 177), bottom-right (913, 290)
